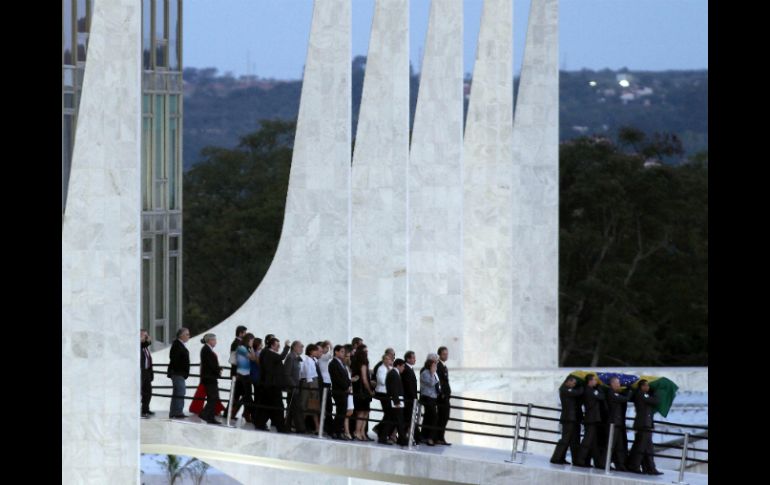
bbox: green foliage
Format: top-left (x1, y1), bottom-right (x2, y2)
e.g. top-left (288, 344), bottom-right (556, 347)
top-left (182, 120), bottom-right (294, 335)
top-left (181, 114), bottom-right (707, 366)
top-left (559, 133), bottom-right (707, 366)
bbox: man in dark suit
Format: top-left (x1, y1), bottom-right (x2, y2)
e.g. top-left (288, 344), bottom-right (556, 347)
top-left (283, 340), bottom-right (305, 433)
top-left (401, 351), bottom-right (419, 443)
top-left (199, 333), bottom-right (222, 424)
top-left (435, 346), bottom-right (452, 445)
top-left (328, 345), bottom-right (351, 439)
top-left (140, 329), bottom-right (154, 418)
top-left (550, 376), bottom-right (584, 464)
top-left (605, 377), bottom-right (630, 471)
top-left (386, 359), bottom-right (409, 446)
top-left (228, 325), bottom-right (248, 420)
top-left (254, 337), bottom-right (287, 431)
top-left (574, 374), bottom-right (605, 468)
top-left (167, 327), bottom-right (191, 418)
top-left (627, 380), bottom-right (663, 475)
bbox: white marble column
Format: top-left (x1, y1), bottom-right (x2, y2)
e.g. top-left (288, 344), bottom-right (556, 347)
top-left (62, 0), bottom-right (142, 483)
top-left (351, 0), bottom-right (409, 356)
top-left (462, 0), bottom-right (514, 368)
top-left (154, 0), bottom-right (351, 366)
top-left (408, 0), bottom-right (464, 364)
top-left (510, 0), bottom-right (559, 369)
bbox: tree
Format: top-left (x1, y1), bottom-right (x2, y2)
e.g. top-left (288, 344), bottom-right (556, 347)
top-left (559, 130), bottom-right (707, 366)
top-left (187, 460), bottom-right (211, 485)
top-left (183, 120), bottom-right (294, 335)
top-left (155, 454), bottom-right (197, 485)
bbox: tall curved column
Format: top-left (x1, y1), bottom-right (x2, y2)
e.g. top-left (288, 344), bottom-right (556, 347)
top-left (462, 0), bottom-right (514, 368)
top-left (62, 0), bottom-right (142, 482)
top-left (351, 0), bottom-right (409, 353)
top-left (510, 0), bottom-right (559, 368)
top-left (409, 0), bottom-right (464, 363)
top-left (156, 0), bottom-right (352, 365)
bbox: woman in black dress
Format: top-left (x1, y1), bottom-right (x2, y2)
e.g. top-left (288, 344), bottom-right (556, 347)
top-left (351, 345), bottom-right (374, 440)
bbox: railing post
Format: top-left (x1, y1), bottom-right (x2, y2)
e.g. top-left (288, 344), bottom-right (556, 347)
top-left (505, 412), bottom-right (522, 464)
top-left (225, 376), bottom-right (236, 427)
top-left (407, 399), bottom-right (420, 450)
top-left (521, 403), bottom-right (533, 454)
top-left (604, 423), bottom-right (615, 474)
top-left (673, 432), bottom-right (690, 484)
top-left (318, 386), bottom-right (329, 438)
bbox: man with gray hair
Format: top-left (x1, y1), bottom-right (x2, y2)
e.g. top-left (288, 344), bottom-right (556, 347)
top-left (284, 340), bottom-right (305, 432)
top-left (199, 333), bottom-right (222, 424)
top-left (167, 327), bottom-right (191, 418)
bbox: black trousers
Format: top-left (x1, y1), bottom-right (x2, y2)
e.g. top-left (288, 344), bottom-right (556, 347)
top-left (391, 406), bottom-right (407, 445)
top-left (233, 375), bottom-right (254, 419)
top-left (377, 395), bottom-right (393, 441)
top-left (420, 396), bottom-right (438, 441)
top-left (403, 398), bottom-right (418, 441)
top-left (551, 422), bottom-right (580, 463)
top-left (609, 424), bottom-right (629, 469)
top-left (263, 386), bottom-right (285, 430)
top-left (200, 380), bottom-right (220, 422)
top-left (141, 373), bottom-right (153, 413)
top-left (323, 383), bottom-right (334, 433)
top-left (436, 396), bottom-right (451, 441)
top-left (627, 430), bottom-right (656, 472)
top-left (331, 391), bottom-right (348, 435)
top-left (228, 376), bottom-right (246, 417)
top-left (576, 422), bottom-right (605, 467)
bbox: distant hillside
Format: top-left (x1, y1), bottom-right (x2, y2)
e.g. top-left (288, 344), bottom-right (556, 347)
top-left (182, 62), bottom-right (707, 169)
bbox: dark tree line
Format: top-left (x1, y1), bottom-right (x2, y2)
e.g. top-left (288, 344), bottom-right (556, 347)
top-left (183, 123), bottom-right (707, 365)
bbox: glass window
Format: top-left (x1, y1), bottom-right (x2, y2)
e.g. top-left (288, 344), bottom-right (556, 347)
top-left (142, 117), bottom-right (152, 210)
top-left (76, 0), bottom-right (89, 33)
top-left (169, 118), bottom-right (177, 209)
top-left (168, 0), bottom-right (179, 70)
top-left (155, 234), bottom-right (165, 319)
top-left (64, 0), bottom-right (73, 63)
top-left (169, 95), bottom-right (178, 115)
top-left (143, 0), bottom-right (152, 69)
top-left (154, 95), bottom-right (165, 209)
top-left (169, 236), bottom-right (179, 251)
top-left (64, 93), bottom-right (75, 109)
top-left (142, 257), bottom-right (151, 328)
top-left (155, 324), bottom-right (165, 343)
top-left (63, 68), bottom-right (74, 87)
top-left (169, 255), bottom-right (178, 328)
top-left (155, 40), bottom-right (167, 68)
top-left (155, 0), bottom-right (166, 40)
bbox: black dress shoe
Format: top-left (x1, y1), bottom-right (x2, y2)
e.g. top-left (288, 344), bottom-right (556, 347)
top-left (646, 470), bottom-right (664, 475)
top-left (377, 439), bottom-right (393, 445)
top-left (572, 463), bottom-right (591, 468)
top-left (141, 413), bottom-right (150, 419)
top-left (205, 419), bottom-right (222, 425)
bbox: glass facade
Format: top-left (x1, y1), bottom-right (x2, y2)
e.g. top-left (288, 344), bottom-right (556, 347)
top-left (62, 0), bottom-right (183, 349)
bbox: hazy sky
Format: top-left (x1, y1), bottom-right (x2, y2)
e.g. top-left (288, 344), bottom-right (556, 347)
top-left (183, 0), bottom-right (708, 79)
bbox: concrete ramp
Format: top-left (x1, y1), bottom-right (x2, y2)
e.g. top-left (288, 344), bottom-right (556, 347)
top-left (141, 415), bottom-right (707, 485)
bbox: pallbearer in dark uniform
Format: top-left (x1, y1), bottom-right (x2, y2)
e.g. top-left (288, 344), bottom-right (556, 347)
top-left (605, 376), bottom-right (630, 471)
top-left (550, 376), bottom-right (584, 464)
top-left (140, 329), bottom-right (154, 418)
top-left (574, 374), bottom-right (605, 468)
top-left (627, 380), bottom-right (663, 475)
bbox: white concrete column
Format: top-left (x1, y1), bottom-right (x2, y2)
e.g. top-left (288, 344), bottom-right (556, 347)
top-left (62, 0), bottom-right (142, 483)
top-left (408, 0), bottom-right (464, 364)
top-left (510, 0), bottom-right (559, 369)
top-left (462, 0), bottom-right (514, 368)
top-left (351, 0), bottom-right (409, 356)
top-left (154, 0), bottom-right (352, 366)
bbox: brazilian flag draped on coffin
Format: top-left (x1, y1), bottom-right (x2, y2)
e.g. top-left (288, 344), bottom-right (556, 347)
top-left (566, 370), bottom-right (679, 418)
